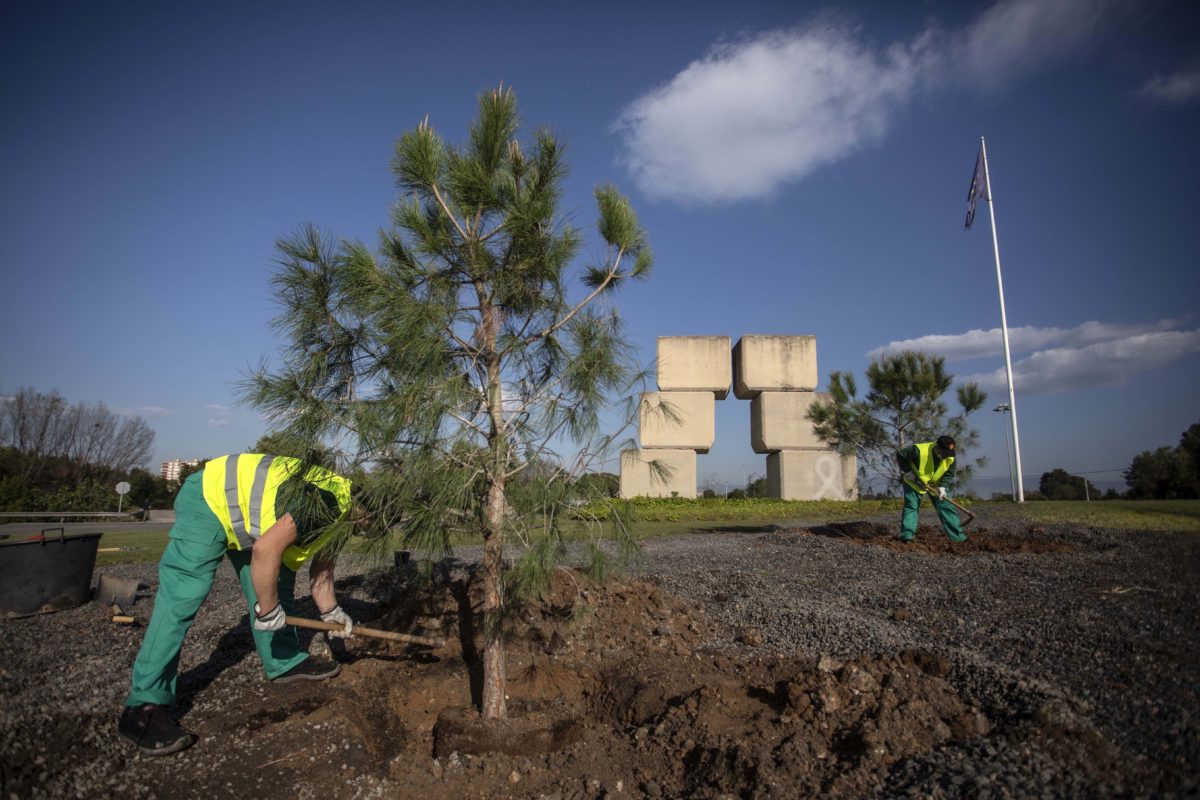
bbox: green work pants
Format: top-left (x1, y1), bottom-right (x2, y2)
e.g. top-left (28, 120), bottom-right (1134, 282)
top-left (125, 474), bottom-right (308, 707)
top-left (899, 483), bottom-right (966, 542)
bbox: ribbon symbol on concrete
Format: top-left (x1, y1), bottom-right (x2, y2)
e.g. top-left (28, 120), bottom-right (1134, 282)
top-left (813, 453), bottom-right (841, 499)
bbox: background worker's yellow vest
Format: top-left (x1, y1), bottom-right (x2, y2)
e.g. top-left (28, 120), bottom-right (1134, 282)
top-left (903, 442), bottom-right (954, 494)
top-left (201, 454), bottom-right (352, 571)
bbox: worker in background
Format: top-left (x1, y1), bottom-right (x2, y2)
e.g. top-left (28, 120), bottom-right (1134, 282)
top-left (118, 454), bottom-right (363, 755)
top-left (896, 435), bottom-right (966, 543)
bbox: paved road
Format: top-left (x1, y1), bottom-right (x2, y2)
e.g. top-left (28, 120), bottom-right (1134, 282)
top-left (0, 521), bottom-right (172, 538)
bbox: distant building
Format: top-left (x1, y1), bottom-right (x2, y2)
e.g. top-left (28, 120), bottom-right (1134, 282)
top-left (160, 459), bottom-right (201, 482)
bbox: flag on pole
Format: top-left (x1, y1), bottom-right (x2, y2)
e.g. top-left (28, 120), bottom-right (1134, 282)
top-left (965, 145), bottom-right (986, 229)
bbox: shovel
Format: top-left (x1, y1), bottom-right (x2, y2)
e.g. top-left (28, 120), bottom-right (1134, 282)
top-left (95, 575), bottom-right (146, 610)
top-left (938, 493), bottom-right (976, 528)
top-left (920, 482), bottom-right (976, 528)
top-left (285, 615), bottom-right (444, 647)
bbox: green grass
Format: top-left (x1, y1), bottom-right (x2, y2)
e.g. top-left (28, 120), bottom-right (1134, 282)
top-left (983, 499), bottom-right (1200, 532)
top-left (88, 499), bottom-right (1200, 565)
top-left (94, 530), bottom-right (171, 566)
top-left (577, 496), bottom-right (902, 523)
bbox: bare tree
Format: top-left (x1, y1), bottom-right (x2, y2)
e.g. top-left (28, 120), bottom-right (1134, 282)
top-left (1, 387), bottom-right (155, 477)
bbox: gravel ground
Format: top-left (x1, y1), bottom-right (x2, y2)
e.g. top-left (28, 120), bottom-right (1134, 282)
top-left (642, 514), bottom-right (1199, 798)
top-left (1, 506), bottom-right (1197, 798)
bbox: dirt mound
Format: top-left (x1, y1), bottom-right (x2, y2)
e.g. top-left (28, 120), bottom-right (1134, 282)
top-left (142, 567), bottom-right (1114, 800)
top-left (774, 521), bottom-right (1083, 554)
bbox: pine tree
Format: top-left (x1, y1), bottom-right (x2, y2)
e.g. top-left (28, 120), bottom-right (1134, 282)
top-left (807, 351), bottom-right (987, 488)
top-left (243, 87), bottom-right (652, 718)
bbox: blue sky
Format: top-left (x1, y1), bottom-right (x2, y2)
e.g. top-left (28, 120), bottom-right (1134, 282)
top-left (2, 0), bottom-right (1198, 495)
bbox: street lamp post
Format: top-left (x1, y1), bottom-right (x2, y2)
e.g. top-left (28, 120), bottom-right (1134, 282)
top-left (1075, 475), bottom-right (1090, 501)
top-left (994, 403), bottom-right (1015, 501)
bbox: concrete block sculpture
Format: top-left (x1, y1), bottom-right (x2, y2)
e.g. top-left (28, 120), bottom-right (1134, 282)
top-left (639, 391), bottom-right (716, 453)
top-left (618, 333), bottom-right (857, 500)
top-left (657, 336), bottom-right (732, 399)
top-left (735, 334), bottom-right (857, 500)
top-left (767, 450), bottom-right (859, 501)
top-left (750, 391), bottom-right (827, 453)
top-left (733, 335), bottom-right (818, 399)
top-left (619, 449), bottom-right (697, 499)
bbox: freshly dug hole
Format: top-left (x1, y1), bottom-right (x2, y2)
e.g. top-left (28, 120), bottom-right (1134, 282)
top-left (308, 568), bottom-right (1022, 798)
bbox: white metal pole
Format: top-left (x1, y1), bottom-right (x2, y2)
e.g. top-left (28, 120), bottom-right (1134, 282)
top-left (997, 405), bottom-right (1015, 499)
top-left (980, 136), bottom-right (1025, 502)
top-left (1005, 409), bottom-right (1018, 500)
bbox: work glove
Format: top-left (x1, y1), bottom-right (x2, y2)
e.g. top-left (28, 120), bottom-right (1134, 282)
top-left (319, 604), bottom-right (355, 639)
top-left (936, 486), bottom-right (948, 500)
top-left (253, 602), bottom-right (286, 632)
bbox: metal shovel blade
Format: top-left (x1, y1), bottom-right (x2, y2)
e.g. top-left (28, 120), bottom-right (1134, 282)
top-left (95, 574), bottom-right (140, 609)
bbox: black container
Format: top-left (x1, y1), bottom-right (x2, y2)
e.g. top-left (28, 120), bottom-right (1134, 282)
top-left (0, 529), bottom-right (102, 618)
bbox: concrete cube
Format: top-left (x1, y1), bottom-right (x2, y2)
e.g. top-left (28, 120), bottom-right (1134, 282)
top-left (619, 449), bottom-right (697, 499)
top-left (639, 391), bottom-right (715, 453)
top-left (733, 335), bottom-right (818, 399)
top-left (750, 391), bottom-right (828, 454)
top-left (766, 450), bottom-right (858, 500)
top-left (657, 336), bottom-right (731, 399)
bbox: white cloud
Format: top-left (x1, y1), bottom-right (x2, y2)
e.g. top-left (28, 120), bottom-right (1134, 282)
top-left (205, 404), bottom-right (230, 412)
top-left (959, 329), bottom-right (1200, 395)
top-left (1140, 66), bottom-right (1200, 104)
top-left (614, 22), bottom-right (931, 204)
top-left (614, 0), bottom-right (1130, 204)
top-left (871, 318), bottom-right (1191, 360)
top-left (954, 0), bottom-right (1131, 87)
top-left (207, 418), bottom-right (230, 428)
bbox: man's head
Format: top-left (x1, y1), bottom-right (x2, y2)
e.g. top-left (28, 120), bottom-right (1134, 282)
top-left (287, 482), bottom-right (343, 545)
top-left (934, 435), bottom-right (956, 460)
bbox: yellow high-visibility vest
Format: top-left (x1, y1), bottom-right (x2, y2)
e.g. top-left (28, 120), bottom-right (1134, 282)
top-left (201, 454), bottom-right (352, 571)
top-left (903, 442), bottom-right (954, 494)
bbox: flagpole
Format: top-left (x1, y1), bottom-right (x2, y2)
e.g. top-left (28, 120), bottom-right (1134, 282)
top-left (980, 136), bottom-right (1025, 502)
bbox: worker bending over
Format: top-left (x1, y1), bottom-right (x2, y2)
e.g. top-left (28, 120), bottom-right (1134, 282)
top-left (896, 435), bottom-right (966, 543)
top-left (118, 453), bottom-right (362, 755)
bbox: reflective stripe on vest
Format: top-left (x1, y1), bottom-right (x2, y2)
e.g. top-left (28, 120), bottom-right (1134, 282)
top-left (225, 454), bottom-right (276, 549)
top-left (904, 442), bottom-right (953, 493)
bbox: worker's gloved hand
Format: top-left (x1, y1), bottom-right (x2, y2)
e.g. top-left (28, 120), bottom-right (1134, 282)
top-left (936, 486), bottom-right (948, 500)
top-left (253, 602), bottom-right (286, 632)
top-left (319, 604), bottom-right (355, 639)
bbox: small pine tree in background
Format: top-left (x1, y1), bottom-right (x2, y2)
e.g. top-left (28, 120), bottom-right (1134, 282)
top-left (807, 350), bottom-right (987, 490)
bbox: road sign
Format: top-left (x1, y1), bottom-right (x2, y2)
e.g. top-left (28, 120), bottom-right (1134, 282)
top-left (116, 481), bottom-right (131, 514)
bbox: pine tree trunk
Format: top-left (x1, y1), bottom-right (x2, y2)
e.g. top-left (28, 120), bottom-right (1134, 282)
top-left (480, 477), bottom-right (508, 718)
top-left (479, 295), bottom-right (508, 719)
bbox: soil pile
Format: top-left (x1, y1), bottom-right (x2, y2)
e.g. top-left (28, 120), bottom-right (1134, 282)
top-left (777, 520), bottom-right (1085, 554)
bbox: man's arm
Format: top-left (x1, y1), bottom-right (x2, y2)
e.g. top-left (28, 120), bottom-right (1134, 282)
top-left (250, 513), bottom-right (298, 613)
top-left (309, 553), bottom-right (338, 615)
top-left (310, 552), bottom-right (354, 637)
top-left (940, 458), bottom-right (957, 491)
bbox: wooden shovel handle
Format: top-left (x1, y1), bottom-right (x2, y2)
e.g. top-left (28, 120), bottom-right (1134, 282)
top-left (941, 495), bottom-right (976, 527)
top-left (285, 615), bottom-right (444, 648)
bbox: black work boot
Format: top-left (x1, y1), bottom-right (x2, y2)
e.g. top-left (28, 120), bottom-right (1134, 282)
top-left (271, 657), bottom-right (341, 683)
top-left (117, 704), bottom-right (195, 755)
